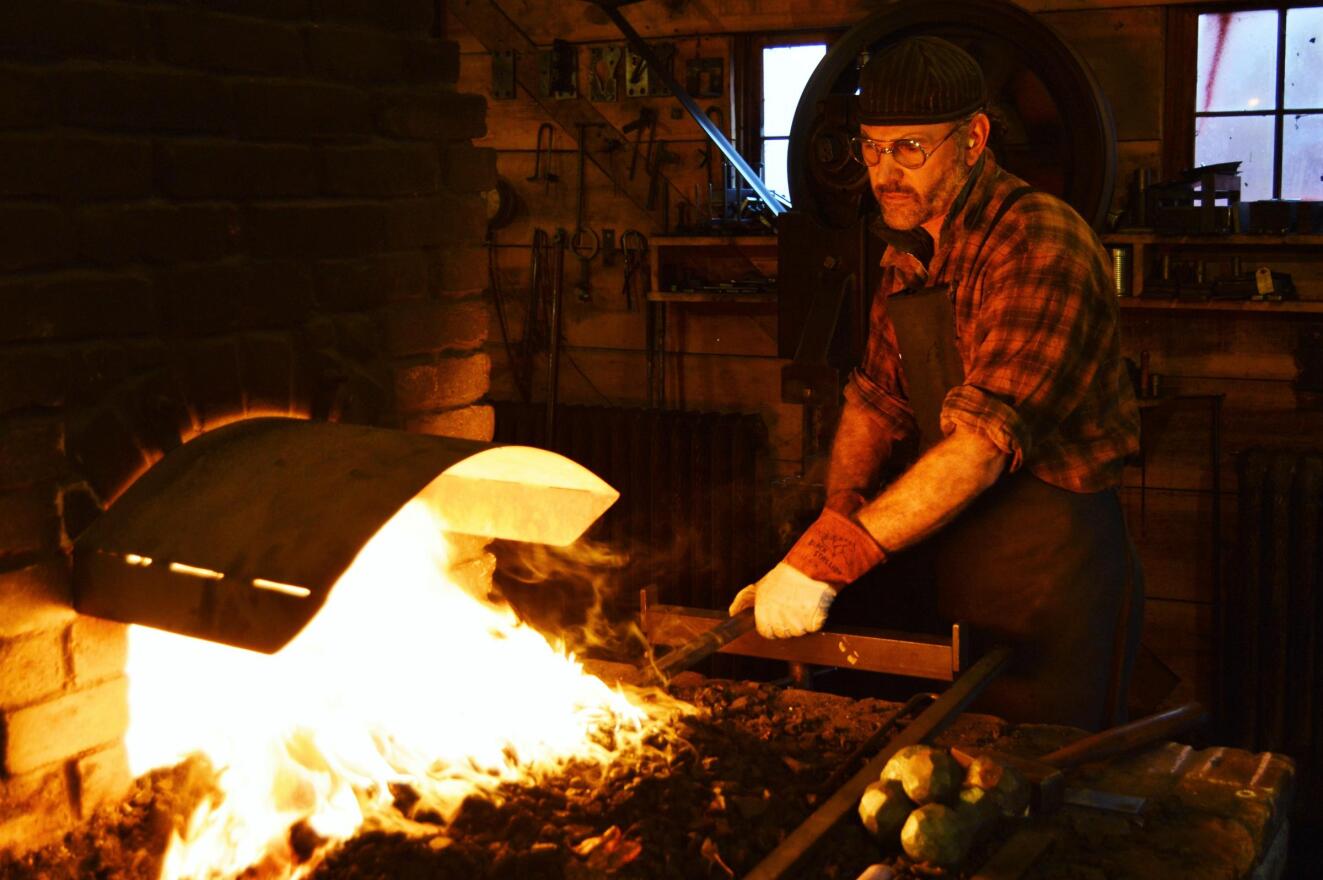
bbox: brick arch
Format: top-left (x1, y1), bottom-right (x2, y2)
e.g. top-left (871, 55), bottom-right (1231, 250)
top-left (62, 333), bottom-right (395, 513)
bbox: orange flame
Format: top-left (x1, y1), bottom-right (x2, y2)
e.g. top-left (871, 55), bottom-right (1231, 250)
top-left (125, 498), bottom-right (688, 879)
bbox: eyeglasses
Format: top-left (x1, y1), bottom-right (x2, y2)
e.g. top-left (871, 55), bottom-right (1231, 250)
top-left (849, 123), bottom-right (963, 170)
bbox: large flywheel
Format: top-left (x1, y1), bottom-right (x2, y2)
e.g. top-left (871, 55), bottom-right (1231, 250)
top-left (787, 0), bottom-right (1116, 231)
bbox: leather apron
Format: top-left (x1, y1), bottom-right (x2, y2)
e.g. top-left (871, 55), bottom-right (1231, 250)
top-left (830, 193), bottom-right (1144, 731)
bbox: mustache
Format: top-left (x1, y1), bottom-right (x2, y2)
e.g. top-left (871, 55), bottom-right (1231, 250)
top-left (874, 185), bottom-right (917, 197)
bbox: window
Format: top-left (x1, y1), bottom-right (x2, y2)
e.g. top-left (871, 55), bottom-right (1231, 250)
top-left (1194, 5), bottom-right (1323, 200)
top-left (759, 42), bottom-right (827, 202)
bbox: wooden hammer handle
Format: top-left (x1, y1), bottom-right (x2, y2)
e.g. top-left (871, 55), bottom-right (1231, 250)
top-left (1040, 702), bottom-right (1207, 770)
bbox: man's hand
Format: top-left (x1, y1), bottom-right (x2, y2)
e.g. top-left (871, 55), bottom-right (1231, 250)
top-left (729, 507), bottom-right (887, 639)
top-left (728, 562), bottom-right (837, 638)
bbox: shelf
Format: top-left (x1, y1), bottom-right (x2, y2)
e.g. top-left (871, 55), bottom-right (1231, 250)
top-left (647, 290), bottom-right (776, 304)
top-left (653, 234), bottom-right (777, 247)
top-left (1101, 231), bottom-right (1323, 299)
top-left (1119, 298), bottom-right (1323, 315)
top-left (1104, 232), bottom-right (1323, 246)
top-left (650, 234), bottom-right (778, 304)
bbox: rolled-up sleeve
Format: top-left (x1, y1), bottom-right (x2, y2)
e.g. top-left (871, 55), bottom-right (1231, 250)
top-left (939, 200), bottom-right (1107, 472)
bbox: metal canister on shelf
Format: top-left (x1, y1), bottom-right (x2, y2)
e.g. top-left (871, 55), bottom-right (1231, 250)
top-left (1109, 245), bottom-right (1132, 296)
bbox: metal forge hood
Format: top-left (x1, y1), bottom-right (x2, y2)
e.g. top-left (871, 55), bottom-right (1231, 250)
top-left (73, 418), bottom-right (619, 653)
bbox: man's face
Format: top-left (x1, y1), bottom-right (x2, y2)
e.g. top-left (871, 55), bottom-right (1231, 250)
top-left (860, 119), bottom-right (969, 232)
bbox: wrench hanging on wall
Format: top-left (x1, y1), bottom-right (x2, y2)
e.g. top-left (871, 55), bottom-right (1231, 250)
top-left (586, 0), bottom-right (785, 218)
top-left (571, 122), bottom-right (602, 302)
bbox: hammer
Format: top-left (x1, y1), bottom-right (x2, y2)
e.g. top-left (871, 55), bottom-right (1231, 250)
top-left (951, 702), bottom-right (1207, 815)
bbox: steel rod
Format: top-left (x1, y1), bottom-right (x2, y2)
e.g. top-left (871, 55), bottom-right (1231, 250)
top-left (743, 647), bottom-right (1013, 880)
top-left (638, 609), bottom-right (754, 685)
top-left (644, 604), bottom-right (967, 681)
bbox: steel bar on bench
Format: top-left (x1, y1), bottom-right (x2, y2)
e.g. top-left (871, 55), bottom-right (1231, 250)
top-left (642, 603), bottom-right (968, 681)
top-left (743, 646), bottom-right (1013, 880)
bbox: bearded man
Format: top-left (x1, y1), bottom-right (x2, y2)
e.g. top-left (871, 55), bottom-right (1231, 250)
top-left (731, 37), bottom-right (1143, 730)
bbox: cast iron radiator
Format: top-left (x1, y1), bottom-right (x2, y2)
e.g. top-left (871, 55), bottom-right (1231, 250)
top-left (492, 402), bottom-right (771, 610)
top-left (1227, 449), bottom-right (1322, 790)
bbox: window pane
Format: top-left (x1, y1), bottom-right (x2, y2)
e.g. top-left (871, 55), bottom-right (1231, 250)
top-left (1194, 114), bottom-right (1275, 200)
top-left (1285, 6), bottom-right (1323, 108)
top-left (762, 44), bottom-right (826, 137)
top-left (1283, 113), bottom-right (1323, 199)
top-left (763, 137), bottom-right (790, 201)
top-left (1197, 10), bottom-right (1278, 112)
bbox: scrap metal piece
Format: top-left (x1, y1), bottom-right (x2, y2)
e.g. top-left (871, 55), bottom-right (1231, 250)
top-left (745, 647), bottom-right (1013, 880)
top-left (74, 418), bottom-right (618, 653)
top-left (643, 603), bottom-right (969, 680)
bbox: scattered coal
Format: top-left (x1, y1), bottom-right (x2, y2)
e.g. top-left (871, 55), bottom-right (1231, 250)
top-left (0, 680), bottom-right (1005, 880)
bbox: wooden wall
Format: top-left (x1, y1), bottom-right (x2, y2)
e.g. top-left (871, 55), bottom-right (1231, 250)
top-left (450, 0), bottom-right (1323, 714)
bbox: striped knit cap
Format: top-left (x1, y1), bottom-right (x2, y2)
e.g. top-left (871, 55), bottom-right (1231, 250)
top-left (857, 37), bottom-right (986, 125)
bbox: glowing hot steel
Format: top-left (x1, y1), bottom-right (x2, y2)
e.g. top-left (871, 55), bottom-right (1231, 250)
top-left (125, 498), bottom-right (687, 879)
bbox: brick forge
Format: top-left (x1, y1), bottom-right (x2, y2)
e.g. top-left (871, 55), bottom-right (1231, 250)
top-left (0, 0), bottom-right (493, 852)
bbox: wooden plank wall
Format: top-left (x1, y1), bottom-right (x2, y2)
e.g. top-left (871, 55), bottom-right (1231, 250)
top-left (451, 0), bottom-right (1323, 712)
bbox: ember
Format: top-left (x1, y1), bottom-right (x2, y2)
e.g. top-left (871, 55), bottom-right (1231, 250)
top-left (0, 679), bottom-right (1007, 880)
top-left (94, 492), bottom-right (689, 879)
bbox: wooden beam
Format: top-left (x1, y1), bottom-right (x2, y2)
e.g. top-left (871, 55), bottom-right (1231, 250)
top-left (454, 0), bottom-right (1216, 45)
top-left (450, 0), bottom-right (686, 226)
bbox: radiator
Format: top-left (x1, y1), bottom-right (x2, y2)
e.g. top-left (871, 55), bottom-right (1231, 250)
top-left (1228, 449), bottom-right (1322, 775)
top-left (492, 402), bottom-right (771, 610)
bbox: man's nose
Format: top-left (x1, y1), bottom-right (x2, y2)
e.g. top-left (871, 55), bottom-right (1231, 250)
top-left (868, 162), bottom-right (904, 187)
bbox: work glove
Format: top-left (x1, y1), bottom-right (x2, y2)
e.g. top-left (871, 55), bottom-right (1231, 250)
top-left (728, 562), bottom-right (836, 639)
top-left (729, 508), bottom-right (887, 639)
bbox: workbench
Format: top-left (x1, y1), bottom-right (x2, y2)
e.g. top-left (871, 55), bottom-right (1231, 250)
top-left (587, 660), bottom-right (1295, 879)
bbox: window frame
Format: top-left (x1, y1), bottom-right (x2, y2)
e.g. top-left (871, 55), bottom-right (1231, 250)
top-left (735, 30), bottom-right (841, 202)
top-left (1166, 1), bottom-right (1323, 197)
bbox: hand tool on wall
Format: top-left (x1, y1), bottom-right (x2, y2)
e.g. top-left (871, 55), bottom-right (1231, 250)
top-left (645, 139), bottom-right (680, 212)
top-left (619, 229), bottom-right (647, 310)
top-left (571, 122), bottom-right (601, 303)
top-left (622, 107), bottom-right (657, 182)
top-left (545, 229), bottom-right (566, 442)
top-left (527, 123), bottom-right (559, 194)
top-left (587, 0), bottom-right (783, 218)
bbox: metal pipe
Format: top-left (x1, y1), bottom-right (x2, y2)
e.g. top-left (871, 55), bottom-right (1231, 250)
top-left (587, 0), bottom-right (785, 216)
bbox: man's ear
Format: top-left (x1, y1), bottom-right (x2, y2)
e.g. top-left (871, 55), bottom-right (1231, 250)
top-left (966, 112), bottom-right (991, 166)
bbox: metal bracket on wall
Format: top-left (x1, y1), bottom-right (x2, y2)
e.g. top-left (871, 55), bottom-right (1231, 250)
top-left (625, 41), bottom-right (675, 97)
top-left (685, 57), bottom-right (724, 98)
top-left (491, 49), bottom-right (516, 100)
top-left (589, 45), bottom-right (622, 101)
top-left (539, 39), bottom-right (577, 99)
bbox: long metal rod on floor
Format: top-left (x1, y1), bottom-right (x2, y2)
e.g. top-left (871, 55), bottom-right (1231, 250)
top-left (743, 647), bottom-right (1013, 880)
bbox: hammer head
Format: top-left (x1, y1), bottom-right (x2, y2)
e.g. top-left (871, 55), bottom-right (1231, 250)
top-left (951, 746), bottom-right (1065, 815)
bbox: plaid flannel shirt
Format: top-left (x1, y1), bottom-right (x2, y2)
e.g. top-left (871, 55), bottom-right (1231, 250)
top-left (844, 153), bottom-right (1140, 493)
